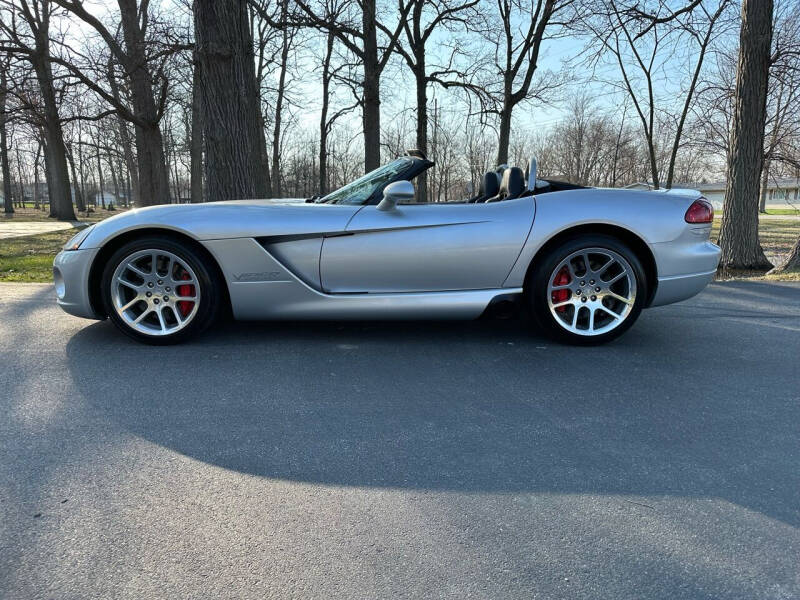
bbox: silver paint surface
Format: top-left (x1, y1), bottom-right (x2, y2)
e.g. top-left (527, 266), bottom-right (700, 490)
top-left (54, 190), bottom-right (721, 322)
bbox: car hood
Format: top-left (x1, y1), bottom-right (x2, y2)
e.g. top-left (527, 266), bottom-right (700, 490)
top-left (80, 199), bottom-right (362, 249)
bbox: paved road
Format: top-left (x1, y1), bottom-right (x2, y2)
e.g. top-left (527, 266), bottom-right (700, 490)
top-left (1, 281), bottom-right (799, 599)
top-left (0, 220), bottom-right (80, 239)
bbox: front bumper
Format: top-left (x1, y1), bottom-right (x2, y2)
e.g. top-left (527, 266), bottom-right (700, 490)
top-left (53, 248), bottom-right (103, 320)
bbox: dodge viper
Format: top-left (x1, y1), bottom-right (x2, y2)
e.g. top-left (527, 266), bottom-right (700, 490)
top-left (54, 153), bottom-right (721, 345)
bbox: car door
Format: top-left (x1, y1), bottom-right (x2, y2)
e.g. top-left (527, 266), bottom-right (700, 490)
top-left (319, 196), bottom-right (535, 293)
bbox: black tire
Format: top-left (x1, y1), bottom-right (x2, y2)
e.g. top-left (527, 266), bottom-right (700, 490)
top-left (526, 234), bottom-right (647, 345)
top-left (100, 236), bottom-right (222, 345)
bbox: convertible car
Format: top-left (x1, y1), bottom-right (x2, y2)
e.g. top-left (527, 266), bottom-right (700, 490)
top-left (54, 153), bottom-right (720, 345)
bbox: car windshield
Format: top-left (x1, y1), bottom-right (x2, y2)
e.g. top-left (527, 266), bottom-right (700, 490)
top-left (316, 158), bottom-right (412, 205)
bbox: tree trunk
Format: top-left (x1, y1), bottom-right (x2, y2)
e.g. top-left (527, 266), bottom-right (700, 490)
top-left (190, 56), bottom-right (204, 203)
top-left (271, 26), bottom-right (290, 197)
top-left (776, 236), bottom-right (800, 271)
top-left (66, 146), bottom-right (85, 212)
top-left (362, 0), bottom-right (381, 173)
top-left (118, 0), bottom-right (170, 206)
top-left (497, 104), bottom-right (511, 166)
top-left (108, 71), bottom-right (140, 206)
top-left (195, 0), bottom-right (268, 200)
top-left (96, 150), bottom-right (105, 209)
top-left (414, 58), bottom-right (428, 203)
top-left (759, 157), bottom-right (770, 213)
top-left (259, 111), bottom-right (272, 194)
top-left (110, 152), bottom-right (120, 208)
top-left (0, 64), bottom-right (13, 214)
top-left (31, 41), bottom-right (75, 220)
top-left (319, 33), bottom-right (333, 197)
top-left (718, 0), bottom-right (773, 272)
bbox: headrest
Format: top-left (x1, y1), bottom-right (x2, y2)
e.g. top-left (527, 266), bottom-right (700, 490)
top-left (483, 171), bottom-right (500, 198)
top-left (500, 167), bottom-right (525, 198)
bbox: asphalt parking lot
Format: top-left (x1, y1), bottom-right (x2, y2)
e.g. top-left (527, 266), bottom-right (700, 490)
top-left (1, 281), bottom-right (798, 599)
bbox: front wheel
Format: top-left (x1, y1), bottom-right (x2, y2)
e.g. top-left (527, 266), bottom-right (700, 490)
top-left (527, 235), bottom-right (647, 345)
top-left (100, 236), bottom-right (222, 345)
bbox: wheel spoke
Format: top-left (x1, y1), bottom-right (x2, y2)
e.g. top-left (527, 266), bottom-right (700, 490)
top-left (607, 291), bottom-right (633, 305)
top-left (596, 257), bottom-right (615, 276)
top-left (156, 307), bottom-right (167, 332)
top-left (552, 298), bottom-right (573, 309)
top-left (119, 297), bottom-right (141, 312)
top-left (117, 277), bottom-right (140, 291)
top-left (606, 271), bottom-right (626, 285)
top-left (582, 252), bottom-right (592, 275)
top-left (588, 307), bottom-right (596, 331)
top-left (126, 263), bottom-right (149, 278)
top-left (597, 305), bottom-right (621, 320)
top-left (132, 308), bottom-right (152, 324)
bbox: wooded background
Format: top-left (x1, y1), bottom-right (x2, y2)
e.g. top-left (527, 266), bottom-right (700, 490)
top-left (0, 0), bottom-right (799, 271)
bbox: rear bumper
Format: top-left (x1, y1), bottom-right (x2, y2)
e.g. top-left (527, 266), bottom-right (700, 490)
top-left (53, 248), bottom-right (103, 320)
top-left (650, 269), bottom-right (716, 306)
top-left (649, 233), bottom-right (720, 306)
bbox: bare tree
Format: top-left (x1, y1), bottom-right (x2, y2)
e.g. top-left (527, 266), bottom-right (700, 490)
top-left (385, 0), bottom-right (478, 202)
top-left (718, 0), bottom-right (774, 272)
top-left (51, 0), bottom-right (178, 206)
top-left (1, 0), bottom-right (75, 219)
top-left (0, 56), bottom-right (13, 213)
top-left (485, 0), bottom-right (570, 166)
top-left (282, 0), bottom-right (413, 172)
top-left (583, 0), bottom-right (730, 189)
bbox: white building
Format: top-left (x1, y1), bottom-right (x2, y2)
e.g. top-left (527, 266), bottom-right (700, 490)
top-left (626, 178), bottom-right (800, 210)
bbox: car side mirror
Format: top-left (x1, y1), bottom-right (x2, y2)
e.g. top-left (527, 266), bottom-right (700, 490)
top-left (377, 180), bottom-right (415, 211)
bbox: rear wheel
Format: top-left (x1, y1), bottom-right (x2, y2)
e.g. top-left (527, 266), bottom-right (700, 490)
top-left (527, 235), bottom-right (647, 345)
top-left (100, 236), bottom-right (221, 344)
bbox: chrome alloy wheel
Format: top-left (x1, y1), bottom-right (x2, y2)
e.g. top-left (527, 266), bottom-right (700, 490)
top-left (546, 247), bottom-right (637, 336)
top-left (110, 249), bottom-right (201, 336)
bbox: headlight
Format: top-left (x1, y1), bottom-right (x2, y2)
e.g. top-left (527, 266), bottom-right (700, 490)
top-left (63, 225), bottom-right (95, 251)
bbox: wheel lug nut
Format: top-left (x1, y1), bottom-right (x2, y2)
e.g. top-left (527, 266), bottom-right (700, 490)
top-left (165, 287), bottom-right (171, 292)
top-left (146, 292), bottom-right (152, 297)
top-left (581, 296), bottom-right (587, 303)
top-left (595, 287), bottom-right (601, 292)
top-left (157, 280), bottom-right (163, 285)
top-left (147, 282), bottom-right (154, 288)
top-left (589, 279), bottom-right (595, 284)
top-left (591, 295), bottom-right (597, 301)
top-left (580, 281), bottom-right (586, 286)
top-left (153, 298), bottom-right (160, 305)
top-left (163, 295), bottom-right (169, 302)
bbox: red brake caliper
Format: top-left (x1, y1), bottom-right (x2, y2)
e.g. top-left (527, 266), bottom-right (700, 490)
top-left (177, 272), bottom-right (195, 317)
top-left (551, 266), bottom-right (571, 313)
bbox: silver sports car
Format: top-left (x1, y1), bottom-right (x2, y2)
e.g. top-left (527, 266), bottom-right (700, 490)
top-left (54, 153), bottom-right (720, 345)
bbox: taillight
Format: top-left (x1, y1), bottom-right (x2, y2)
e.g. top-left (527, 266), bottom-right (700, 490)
top-left (685, 198), bottom-right (714, 223)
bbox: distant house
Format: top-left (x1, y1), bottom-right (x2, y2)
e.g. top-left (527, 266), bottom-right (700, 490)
top-left (622, 178), bottom-right (800, 210)
top-left (674, 178), bottom-right (800, 209)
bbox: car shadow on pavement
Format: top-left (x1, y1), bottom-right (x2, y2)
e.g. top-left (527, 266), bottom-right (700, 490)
top-left (65, 306), bottom-right (800, 528)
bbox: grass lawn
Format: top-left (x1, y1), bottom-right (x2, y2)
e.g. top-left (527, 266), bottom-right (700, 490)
top-left (0, 213), bottom-right (798, 284)
top-left (765, 208), bottom-right (800, 216)
top-left (1, 205), bottom-right (128, 223)
top-left (0, 229), bottom-right (76, 282)
top-left (711, 217), bottom-right (800, 280)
